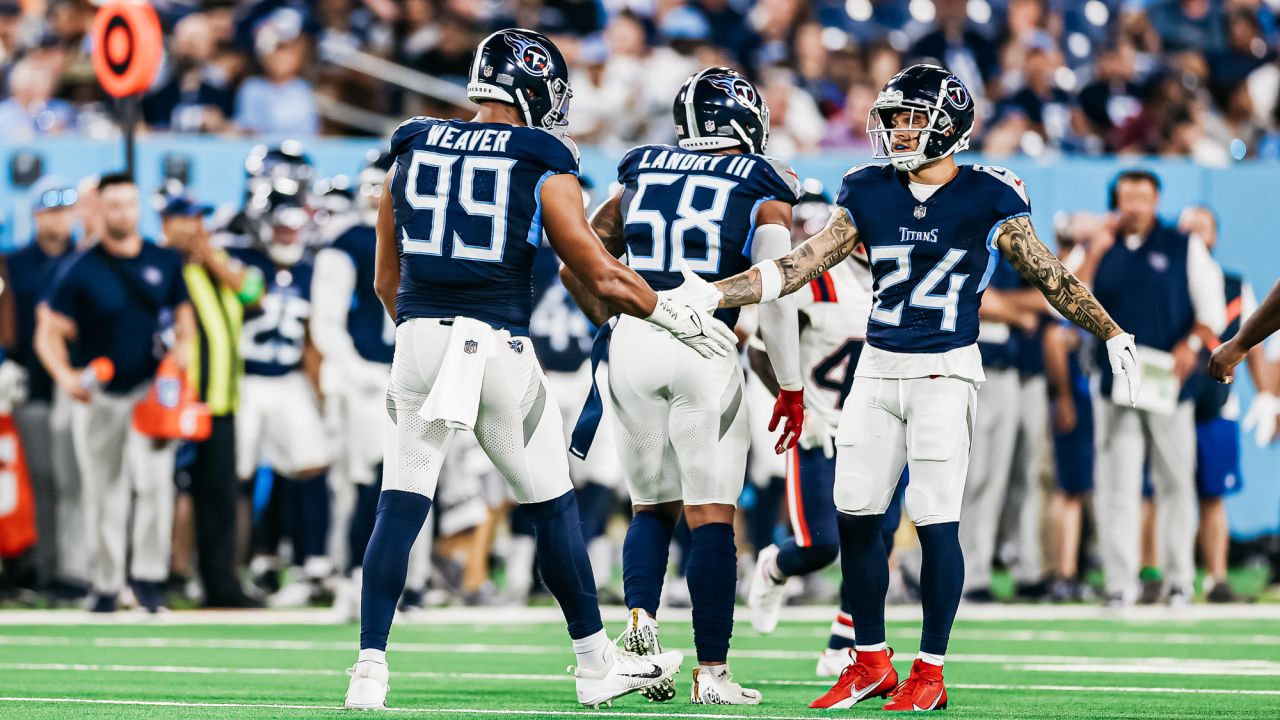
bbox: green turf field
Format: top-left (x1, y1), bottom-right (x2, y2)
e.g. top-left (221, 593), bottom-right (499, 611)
top-left (0, 608), bottom-right (1277, 719)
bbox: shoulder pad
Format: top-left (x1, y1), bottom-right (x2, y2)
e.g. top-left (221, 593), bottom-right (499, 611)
top-left (843, 162), bottom-right (886, 179)
top-left (758, 155), bottom-right (802, 200)
top-left (970, 164), bottom-right (1030, 208)
top-left (389, 116), bottom-right (438, 155)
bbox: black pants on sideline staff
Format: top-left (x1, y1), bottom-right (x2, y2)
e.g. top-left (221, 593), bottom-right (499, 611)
top-left (184, 415), bottom-right (242, 606)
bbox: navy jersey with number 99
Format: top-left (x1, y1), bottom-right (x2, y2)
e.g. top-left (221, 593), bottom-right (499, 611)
top-left (388, 117), bottom-right (579, 336)
top-left (617, 144), bottom-right (800, 327)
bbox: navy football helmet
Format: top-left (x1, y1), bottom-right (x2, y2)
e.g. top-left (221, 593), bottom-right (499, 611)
top-left (674, 67), bottom-right (770, 154)
top-left (468, 28), bottom-right (572, 134)
top-left (867, 64), bottom-right (974, 172)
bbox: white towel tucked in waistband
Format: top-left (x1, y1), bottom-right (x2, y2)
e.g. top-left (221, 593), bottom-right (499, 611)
top-left (420, 317), bottom-right (495, 432)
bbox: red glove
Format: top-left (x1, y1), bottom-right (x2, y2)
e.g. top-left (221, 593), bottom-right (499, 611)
top-left (769, 388), bottom-right (805, 454)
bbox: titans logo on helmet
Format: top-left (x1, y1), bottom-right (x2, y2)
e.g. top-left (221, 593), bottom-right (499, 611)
top-left (504, 33), bottom-right (551, 77)
top-left (942, 76), bottom-right (970, 110)
top-left (707, 75), bottom-right (758, 109)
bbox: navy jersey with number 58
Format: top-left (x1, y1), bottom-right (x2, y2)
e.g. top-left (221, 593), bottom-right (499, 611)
top-left (617, 144), bottom-right (800, 326)
top-left (836, 164), bottom-right (1031, 354)
top-left (388, 117), bottom-right (579, 336)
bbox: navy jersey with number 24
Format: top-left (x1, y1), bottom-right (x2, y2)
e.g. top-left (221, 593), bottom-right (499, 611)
top-left (836, 164), bottom-right (1031, 354)
top-left (388, 117), bottom-right (579, 336)
top-left (617, 144), bottom-right (801, 327)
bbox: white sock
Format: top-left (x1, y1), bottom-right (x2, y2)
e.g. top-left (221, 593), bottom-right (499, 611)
top-left (572, 629), bottom-right (611, 673)
top-left (358, 649), bottom-right (386, 665)
top-left (855, 642), bottom-right (887, 653)
top-left (702, 662), bottom-right (730, 680)
top-left (829, 613), bottom-right (856, 643)
top-left (918, 651), bottom-right (944, 667)
top-left (764, 554), bottom-right (786, 585)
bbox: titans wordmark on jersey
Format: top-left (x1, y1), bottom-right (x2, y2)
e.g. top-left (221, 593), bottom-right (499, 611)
top-left (388, 117), bottom-right (579, 335)
top-left (329, 224), bottom-right (396, 365)
top-left (231, 246), bottom-right (314, 377)
top-left (617, 144), bottom-right (801, 327)
top-left (837, 164), bottom-right (1031, 354)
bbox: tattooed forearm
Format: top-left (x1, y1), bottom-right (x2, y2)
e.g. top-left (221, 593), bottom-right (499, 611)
top-left (713, 208), bottom-right (860, 308)
top-left (997, 215), bottom-right (1119, 339)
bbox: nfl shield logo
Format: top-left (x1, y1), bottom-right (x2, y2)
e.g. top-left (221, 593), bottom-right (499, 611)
top-left (914, 205), bottom-right (927, 219)
top-left (464, 340), bottom-right (479, 354)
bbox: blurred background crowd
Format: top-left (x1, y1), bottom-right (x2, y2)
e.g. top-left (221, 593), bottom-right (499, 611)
top-left (1, 0), bottom-right (1280, 161)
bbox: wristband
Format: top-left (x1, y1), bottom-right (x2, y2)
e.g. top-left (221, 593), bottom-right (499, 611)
top-left (753, 260), bottom-right (783, 303)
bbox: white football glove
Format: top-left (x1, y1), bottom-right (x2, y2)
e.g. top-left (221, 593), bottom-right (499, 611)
top-left (1107, 332), bottom-right (1140, 407)
top-left (1242, 392), bottom-right (1278, 448)
top-left (645, 294), bottom-right (737, 359)
top-left (668, 258), bottom-right (725, 313)
top-left (0, 359), bottom-right (28, 414)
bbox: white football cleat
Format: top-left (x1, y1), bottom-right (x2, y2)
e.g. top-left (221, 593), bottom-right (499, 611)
top-left (748, 544), bottom-right (787, 634)
top-left (620, 608), bottom-right (676, 701)
top-left (268, 577), bottom-right (316, 609)
top-left (690, 664), bottom-right (761, 705)
top-left (573, 642), bottom-right (683, 708)
top-left (817, 647), bottom-right (855, 677)
top-left (344, 660), bottom-right (389, 710)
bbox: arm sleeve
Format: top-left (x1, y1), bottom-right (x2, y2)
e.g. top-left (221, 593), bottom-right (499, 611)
top-left (751, 222), bottom-right (802, 390)
top-left (1186, 234), bottom-right (1226, 335)
top-left (309, 248), bottom-right (362, 381)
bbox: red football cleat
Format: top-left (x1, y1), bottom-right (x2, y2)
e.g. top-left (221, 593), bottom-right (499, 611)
top-left (808, 648), bottom-right (898, 709)
top-left (882, 659), bottom-right (948, 711)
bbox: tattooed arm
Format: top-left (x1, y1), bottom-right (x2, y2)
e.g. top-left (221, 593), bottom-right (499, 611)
top-left (712, 207), bottom-right (860, 308)
top-left (559, 191), bottom-right (628, 326)
top-left (996, 215), bottom-right (1121, 339)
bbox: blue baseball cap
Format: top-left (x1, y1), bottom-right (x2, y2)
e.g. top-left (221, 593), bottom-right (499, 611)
top-left (160, 195), bottom-right (213, 218)
top-left (30, 175), bottom-right (77, 213)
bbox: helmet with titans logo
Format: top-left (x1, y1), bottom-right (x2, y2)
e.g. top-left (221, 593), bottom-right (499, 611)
top-left (673, 67), bottom-right (770, 155)
top-left (867, 64), bottom-right (975, 172)
top-left (468, 28), bottom-right (572, 135)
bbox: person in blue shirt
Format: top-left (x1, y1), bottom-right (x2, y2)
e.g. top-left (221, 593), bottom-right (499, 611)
top-left (344, 29), bottom-right (733, 712)
top-left (3, 177), bottom-right (85, 599)
top-left (35, 173), bottom-right (195, 614)
top-left (695, 64), bottom-right (1138, 711)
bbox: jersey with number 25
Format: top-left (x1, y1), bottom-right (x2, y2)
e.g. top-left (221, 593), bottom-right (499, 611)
top-left (617, 144), bottom-right (800, 327)
top-left (388, 117), bottom-right (579, 336)
top-left (230, 246), bottom-right (314, 377)
top-left (837, 164), bottom-right (1030, 361)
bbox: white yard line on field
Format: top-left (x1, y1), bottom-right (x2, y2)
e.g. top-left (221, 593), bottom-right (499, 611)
top-left (765, 626), bottom-right (1280, 647)
top-left (2, 603), bottom-right (1279, 626)
top-left (1, 635), bottom-right (1276, 671)
top-left (1007, 662), bottom-right (1280, 677)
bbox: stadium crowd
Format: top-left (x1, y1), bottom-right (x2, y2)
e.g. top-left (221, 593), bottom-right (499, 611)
top-left (0, 1), bottom-right (1279, 160)
top-left (0, 1), bottom-right (1278, 616)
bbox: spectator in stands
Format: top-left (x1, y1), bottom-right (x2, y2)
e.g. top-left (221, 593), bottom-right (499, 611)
top-left (4, 177), bottom-right (85, 600)
top-left (759, 65), bottom-right (823, 157)
top-left (697, 0), bottom-right (761, 75)
top-left (142, 13), bottom-right (235, 133)
top-left (1077, 43), bottom-right (1145, 150)
top-left (1150, 0), bottom-right (1227, 55)
top-left (992, 39), bottom-right (1073, 153)
top-left (820, 80), bottom-right (875, 151)
top-left (1210, 8), bottom-right (1275, 85)
top-left (235, 8), bottom-right (319, 136)
top-left (910, 0), bottom-right (999, 108)
top-left (407, 13), bottom-right (476, 85)
top-left (0, 58), bottom-right (74, 140)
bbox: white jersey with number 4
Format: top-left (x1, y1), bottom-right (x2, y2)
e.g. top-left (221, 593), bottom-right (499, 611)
top-left (796, 257), bottom-right (874, 429)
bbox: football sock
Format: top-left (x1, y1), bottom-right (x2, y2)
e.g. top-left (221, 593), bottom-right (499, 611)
top-left (358, 648), bottom-right (386, 665)
top-left (526, 490), bottom-right (604, 640)
top-left (836, 511), bottom-right (889, 648)
top-left (360, 490), bottom-right (432, 651)
top-left (686, 522), bottom-right (736, 664)
top-left (347, 474), bottom-right (382, 574)
top-left (828, 600), bottom-right (856, 651)
top-left (855, 642), bottom-right (887, 652)
top-left (571, 628), bottom-right (611, 673)
top-left (622, 510), bottom-right (675, 618)
top-left (575, 482), bottom-right (614, 544)
top-left (918, 651), bottom-right (944, 667)
top-left (776, 537), bottom-right (839, 577)
top-left (289, 471), bottom-right (331, 565)
top-left (916, 521), bottom-right (963, 657)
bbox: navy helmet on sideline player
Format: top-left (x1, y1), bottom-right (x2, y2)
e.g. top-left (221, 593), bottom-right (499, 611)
top-left (867, 64), bottom-right (975, 172)
top-left (467, 28), bottom-right (572, 135)
top-left (673, 67), bottom-right (770, 154)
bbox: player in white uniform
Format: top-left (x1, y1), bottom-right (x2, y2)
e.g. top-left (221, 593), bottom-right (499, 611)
top-left (677, 65), bottom-right (1139, 711)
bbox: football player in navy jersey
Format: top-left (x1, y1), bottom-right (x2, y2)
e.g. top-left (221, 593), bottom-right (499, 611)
top-left (344, 29), bottom-right (736, 711)
top-left (562, 67), bottom-right (805, 705)
top-left (228, 189), bottom-right (334, 608)
top-left (676, 64), bottom-right (1141, 711)
top-left (311, 152), bottom-right (400, 621)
